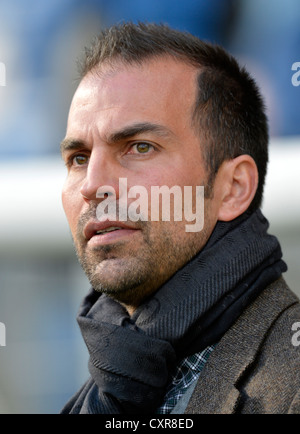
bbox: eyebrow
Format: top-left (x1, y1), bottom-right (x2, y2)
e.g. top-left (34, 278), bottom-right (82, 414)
top-left (60, 139), bottom-right (86, 155)
top-left (107, 122), bottom-right (174, 143)
top-left (60, 122), bottom-right (174, 155)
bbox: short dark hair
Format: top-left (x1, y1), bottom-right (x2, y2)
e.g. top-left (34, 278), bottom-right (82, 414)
top-left (79, 22), bottom-right (269, 211)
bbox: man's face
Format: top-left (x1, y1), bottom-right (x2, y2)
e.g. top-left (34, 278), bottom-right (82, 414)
top-left (61, 57), bottom-right (219, 312)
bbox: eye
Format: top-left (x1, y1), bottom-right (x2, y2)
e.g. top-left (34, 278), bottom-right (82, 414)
top-left (68, 154), bottom-right (89, 167)
top-left (128, 142), bottom-right (154, 154)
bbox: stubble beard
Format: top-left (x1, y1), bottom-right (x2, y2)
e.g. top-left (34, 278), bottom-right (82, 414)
top-left (73, 204), bottom-right (212, 308)
top-left (75, 223), bottom-right (158, 306)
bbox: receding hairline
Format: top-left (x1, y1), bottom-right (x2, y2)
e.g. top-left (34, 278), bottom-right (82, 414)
top-left (79, 50), bottom-right (203, 84)
top-left (79, 53), bottom-right (204, 133)
top-left (77, 21), bottom-right (212, 79)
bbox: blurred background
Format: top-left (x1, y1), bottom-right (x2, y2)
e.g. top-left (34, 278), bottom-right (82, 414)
top-left (0, 0), bottom-right (299, 413)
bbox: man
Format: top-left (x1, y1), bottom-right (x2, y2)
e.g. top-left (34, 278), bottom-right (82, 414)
top-left (60, 22), bottom-right (300, 414)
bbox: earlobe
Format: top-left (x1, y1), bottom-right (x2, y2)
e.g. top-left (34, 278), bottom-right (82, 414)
top-left (217, 155), bottom-right (258, 221)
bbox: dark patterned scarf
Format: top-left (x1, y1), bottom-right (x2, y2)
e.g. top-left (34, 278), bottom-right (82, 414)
top-left (61, 210), bottom-right (287, 414)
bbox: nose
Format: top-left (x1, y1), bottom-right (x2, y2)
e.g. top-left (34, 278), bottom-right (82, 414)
top-left (80, 149), bottom-right (120, 203)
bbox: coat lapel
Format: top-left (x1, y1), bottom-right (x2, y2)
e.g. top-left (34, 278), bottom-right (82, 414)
top-left (185, 277), bottom-right (298, 414)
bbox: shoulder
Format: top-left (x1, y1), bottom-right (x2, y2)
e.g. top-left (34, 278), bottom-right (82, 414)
top-left (186, 277), bottom-right (300, 414)
top-left (238, 279), bottom-right (300, 413)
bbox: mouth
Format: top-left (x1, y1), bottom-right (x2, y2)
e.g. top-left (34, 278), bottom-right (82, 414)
top-left (95, 226), bottom-right (123, 235)
top-left (83, 220), bottom-right (140, 245)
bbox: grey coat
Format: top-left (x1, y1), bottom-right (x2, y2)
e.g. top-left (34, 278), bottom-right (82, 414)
top-left (185, 277), bottom-right (300, 414)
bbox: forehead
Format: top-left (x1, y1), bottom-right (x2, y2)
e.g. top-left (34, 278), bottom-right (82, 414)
top-left (67, 57), bottom-right (199, 133)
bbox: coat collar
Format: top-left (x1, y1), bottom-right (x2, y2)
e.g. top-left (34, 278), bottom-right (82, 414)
top-left (185, 277), bottom-right (298, 414)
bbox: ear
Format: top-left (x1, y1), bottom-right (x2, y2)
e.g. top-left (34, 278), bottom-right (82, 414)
top-left (216, 155), bottom-right (258, 221)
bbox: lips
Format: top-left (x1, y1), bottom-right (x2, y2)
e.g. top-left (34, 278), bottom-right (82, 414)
top-left (95, 226), bottom-right (122, 235)
top-left (84, 220), bottom-right (138, 241)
